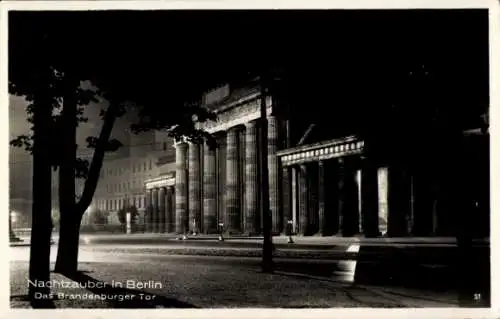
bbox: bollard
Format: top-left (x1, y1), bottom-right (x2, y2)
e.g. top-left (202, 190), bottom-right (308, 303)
top-left (218, 223), bottom-right (224, 241)
top-left (287, 220), bottom-right (294, 244)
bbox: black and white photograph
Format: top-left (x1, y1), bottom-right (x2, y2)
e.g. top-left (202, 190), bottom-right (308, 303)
top-left (4, 1), bottom-right (498, 314)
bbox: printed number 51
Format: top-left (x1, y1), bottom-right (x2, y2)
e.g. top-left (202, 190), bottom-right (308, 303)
top-left (474, 293), bottom-right (482, 301)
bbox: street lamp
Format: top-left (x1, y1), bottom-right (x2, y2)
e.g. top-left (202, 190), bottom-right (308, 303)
top-left (259, 73), bottom-right (274, 273)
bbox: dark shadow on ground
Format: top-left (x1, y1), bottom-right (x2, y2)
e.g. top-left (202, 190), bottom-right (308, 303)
top-left (353, 245), bottom-right (490, 308)
top-left (257, 244), bottom-right (489, 307)
top-left (61, 271), bottom-right (198, 308)
top-left (10, 294), bottom-right (57, 309)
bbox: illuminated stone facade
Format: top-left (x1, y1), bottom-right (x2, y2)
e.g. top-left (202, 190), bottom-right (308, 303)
top-left (143, 84), bottom-right (489, 237)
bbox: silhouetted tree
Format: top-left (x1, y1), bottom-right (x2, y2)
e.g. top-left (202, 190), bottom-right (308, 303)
top-left (9, 29), bottom-right (58, 306)
top-left (9, 11), bottom-right (221, 277)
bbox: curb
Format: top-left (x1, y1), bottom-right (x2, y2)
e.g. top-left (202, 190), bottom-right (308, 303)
top-left (91, 246), bottom-right (463, 263)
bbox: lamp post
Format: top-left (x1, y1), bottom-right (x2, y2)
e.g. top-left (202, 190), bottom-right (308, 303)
top-left (259, 72), bottom-right (274, 273)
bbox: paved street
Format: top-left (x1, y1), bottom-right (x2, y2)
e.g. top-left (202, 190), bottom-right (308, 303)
top-left (9, 238), bottom-right (490, 308)
top-left (10, 245), bottom-right (458, 308)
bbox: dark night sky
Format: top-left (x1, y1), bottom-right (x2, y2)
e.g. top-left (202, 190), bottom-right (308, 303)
top-left (9, 9), bottom-right (489, 102)
top-left (8, 9), bottom-right (490, 201)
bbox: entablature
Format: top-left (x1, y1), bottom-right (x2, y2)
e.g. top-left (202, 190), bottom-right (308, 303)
top-left (277, 135), bottom-right (365, 166)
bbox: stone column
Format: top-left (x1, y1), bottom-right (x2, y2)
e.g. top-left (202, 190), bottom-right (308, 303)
top-left (412, 170), bottom-right (435, 236)
top-left (317, 161), bottom-right (326, 235)
top-left (175, 140), bottom-right (188, 234)
top-left (145, 188), bottom-right (153, 233)
top-left (386, 166), bottom-right (411, 237)
top-left (361, 157), bottom-right (380, 237)
top-left (298, 164), bottom-right (309, 235)
top-left (151, 188), bottom-right (159, 233)
top-left (217, 135), bottom-right (227, 227)
top-left (225, 128), bottom-right (241, 234)
top-left (325, 161), bottom-right (340, 236)
top-left (308, 164), bottom-right (319, 235)
top-left (238, 129), bottom-right (246, 232)
top-left (282, 166), bottom-right (292, 235)
top-left (244, 121), bottom-right (259, 235)
top-left (268, 115), bottom-right (281, 233)
top-left (338, 158), bottom-right (360, 237)
top-left (291, 166), bottom-right (298, 233)
top-left (158, 187), bottom-right (166, 233)
top-left (203, 143), bottom-right (218, 234)
top-left (165, 186), bottom-right (174, 233)
top-left (188, 142), bottom-right (201, 234)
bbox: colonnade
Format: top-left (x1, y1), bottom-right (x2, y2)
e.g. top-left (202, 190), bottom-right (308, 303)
top-left (168, 116), bottom-right (281, 235)
top-left (144, 185), bottom-right (175, 233)
top-left (281, 155), bottom-right (456, 237)
top-left (144, 117), bottom-right (460, 237)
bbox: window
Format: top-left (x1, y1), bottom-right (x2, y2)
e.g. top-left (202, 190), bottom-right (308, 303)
top-left (133, 164), bottom-right (135, 173)
top-left (149, 160), bottom-right (152, 170)
top-left (144, 162), bottom-right (147, 171)
top-left (118, 184), bottom-right (121, 192)
top-left (163, 142), bottom-right (167, 150)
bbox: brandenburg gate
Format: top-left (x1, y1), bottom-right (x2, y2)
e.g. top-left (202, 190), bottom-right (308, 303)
top-left (143, 85), bottom-right (456, 238)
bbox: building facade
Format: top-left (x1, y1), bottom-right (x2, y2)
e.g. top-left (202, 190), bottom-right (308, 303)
top-left (142, 83), bottom-right (489, 238)
top-left (85, 131), bottom-right (176, 225)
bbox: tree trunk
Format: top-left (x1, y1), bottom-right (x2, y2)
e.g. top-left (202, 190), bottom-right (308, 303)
top-left (54, 95), bottom-right (118, 274)
top-left (54, 210), bottom-right (82, 274)
top-left (28, 97), bottom-right (54, 307)
top-left (54, 75), bottom-right (79, 275)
